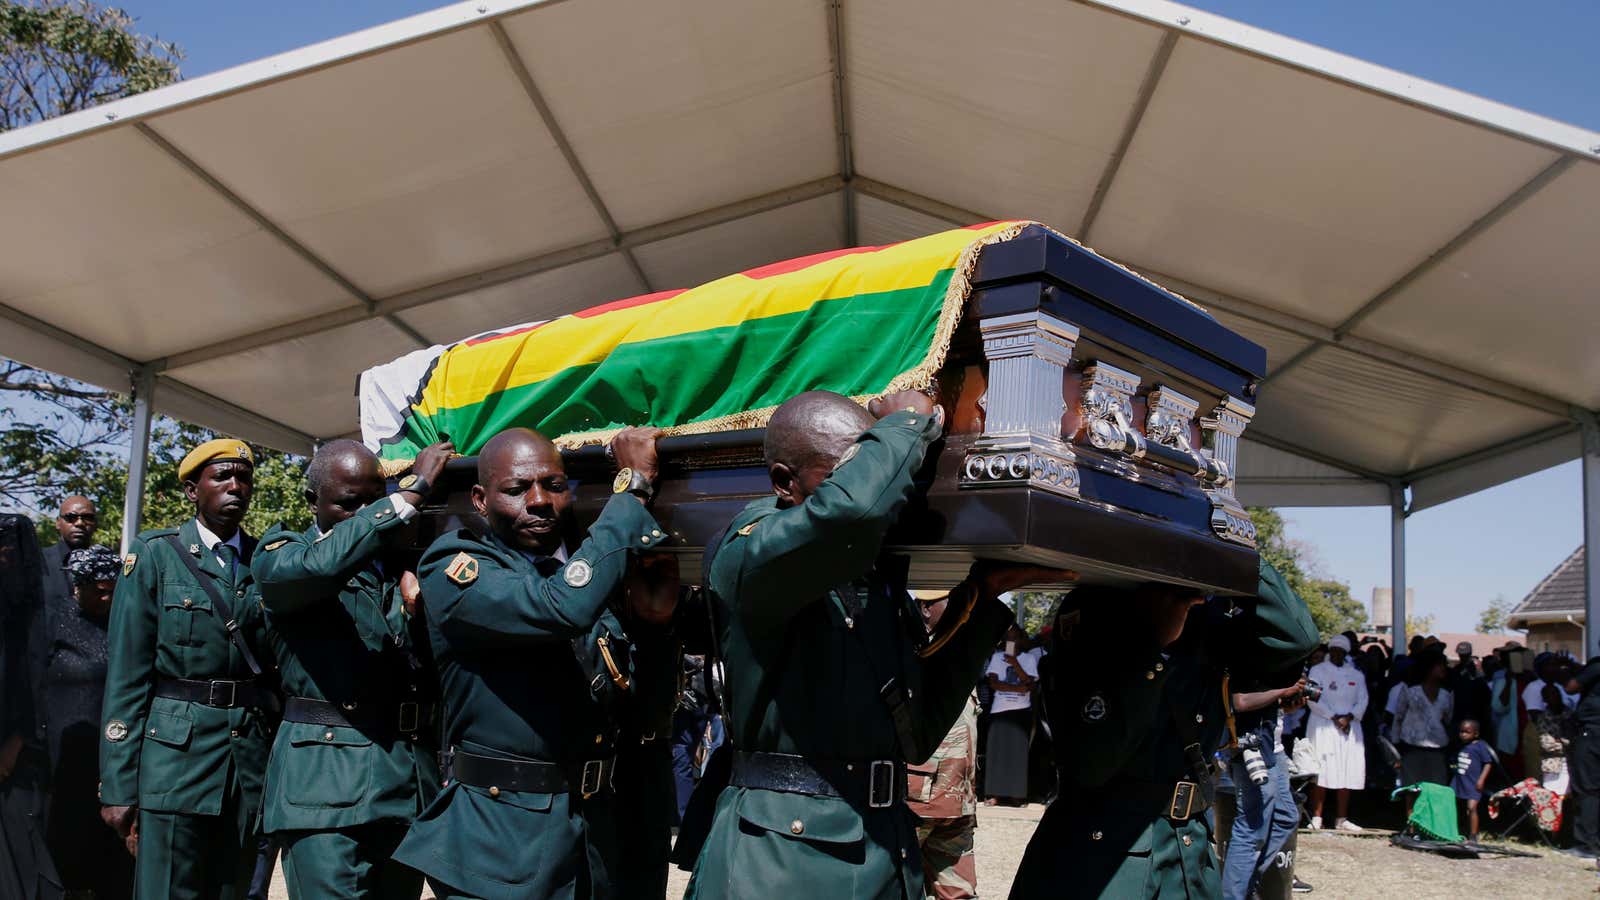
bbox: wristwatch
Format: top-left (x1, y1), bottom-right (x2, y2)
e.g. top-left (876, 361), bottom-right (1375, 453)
top-left (612, 467), bottom-right (655, 503)
top-left (396, 473), bottom-right (431, 497)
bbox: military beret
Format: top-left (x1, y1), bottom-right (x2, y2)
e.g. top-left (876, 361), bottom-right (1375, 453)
top-left (66, 545), bottom-right (122, 585)
top-left (178, 438), bottom-right (254, 483)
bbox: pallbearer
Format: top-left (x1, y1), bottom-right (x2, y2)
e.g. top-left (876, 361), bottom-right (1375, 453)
top-left (100, 439), bottom-right (274, 899)
top-left (252, 439), bottom-right (453, 897)
top-left (684, 390), bottom-right (1065, 900)
top-left (393, 426), bottom-right (679, 900)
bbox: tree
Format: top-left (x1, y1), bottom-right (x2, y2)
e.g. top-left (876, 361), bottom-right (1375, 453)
top-left (1407, 613), bottom-right (1438, 637)
top-left (0, 0), bottom-right (180, 131)
top-left (1476, 594), bottom-right (1513, 634)
top-left (1010, 590), bottom-right (1065, 637)
top-left (2, 2), bottom-right (309, 543)
top-left (1250, 507), bottom-right (1368, 637)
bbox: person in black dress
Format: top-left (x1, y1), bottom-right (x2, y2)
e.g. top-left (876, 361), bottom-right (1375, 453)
top-left (46, 545), bottom-right (132, 899)
top-left (0, 514), bottom-right (61, 899)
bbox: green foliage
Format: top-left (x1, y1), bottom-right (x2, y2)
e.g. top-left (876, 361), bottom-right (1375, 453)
top-left (1407, 613), bottom-right (1438, 636)
top-left (1476, 594), bottom-right (1513, 634)
top-left (0, 3), bottom-right (310, 547)
top-left (0, 0), bottom-right (181, 130)
top-left (1250, 507), bottom-right (1368, 638)
top-left (1011, 590), bottom-right (1065, 638)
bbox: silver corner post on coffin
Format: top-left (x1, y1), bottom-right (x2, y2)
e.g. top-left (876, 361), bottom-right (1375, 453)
top-left (961, 310), bottom-right (1082, 496)
top-left (1200, 396), bottom-right (1256, 547)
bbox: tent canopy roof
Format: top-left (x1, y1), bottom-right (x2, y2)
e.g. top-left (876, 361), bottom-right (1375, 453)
top-left (3, 0), bottom-right (1596, 512)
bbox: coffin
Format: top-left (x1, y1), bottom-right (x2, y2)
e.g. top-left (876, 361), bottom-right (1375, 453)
top-left (362, 223), bottom-right (1266, 594)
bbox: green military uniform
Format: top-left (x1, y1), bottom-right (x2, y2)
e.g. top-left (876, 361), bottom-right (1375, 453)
top-left (392, 493), bottom-right (676, 900)
top-left (610, 611), bottom-right (682, 900)
top-left (251, 493), bottom-right (441, 898)
top-left (100, 519), bottom-right (275, 899)
top-left (1011, 561), bottom-right (1318, 899)
top-left (685, 410), bottom-right (1011, 900)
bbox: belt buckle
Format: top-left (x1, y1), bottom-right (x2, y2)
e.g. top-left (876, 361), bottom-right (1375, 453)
top-left (868, 760), bottom-right (896, 808)
top-left (207, 679), bottom-right (237, 708)
top-left (580, 759), bottom-right (605, 798)
top-left (1168, 780), bottom-right (1198, 821)
top-left (397, 701), bottom-right (420, 733)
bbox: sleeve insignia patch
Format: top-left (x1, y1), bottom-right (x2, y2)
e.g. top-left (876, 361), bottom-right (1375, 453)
top-left (444, 552), bottom-right (479, 586)
top-left (564, 559), bottom-right (594, 588)
top-left (122, 554), bottom-right (137, 576)
top-left (736, 521), bottom-right (759, 537)
top-left (834, 443), bottom-right (861, 469)
top-left (105, 719), bottom-right (129, 742)
top-left (1081, 692), bottom-right (1109, 723)
top-left (263, 539), bottom-right (289, 552)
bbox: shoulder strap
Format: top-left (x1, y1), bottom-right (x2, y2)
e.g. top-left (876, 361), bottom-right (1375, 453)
top-left (161, 534), bottom-right (264, 677)
top-left (836, 574), bottom-right (921, 763)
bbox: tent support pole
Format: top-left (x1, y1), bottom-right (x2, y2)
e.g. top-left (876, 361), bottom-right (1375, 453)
top-left (1579, 409), bottom-right (1600, 661)
top-left (1390, 482), bottom-right (1408, 654)
top-left (120, 367), bottom-right (156, 555)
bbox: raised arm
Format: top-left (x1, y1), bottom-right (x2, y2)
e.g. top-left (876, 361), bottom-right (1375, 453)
top-left (717, 410), bottom-right (941, 632)
top-left (252, 495), bottom-right (414, 613)
top-left (425, 495), bottom-right (663, 646)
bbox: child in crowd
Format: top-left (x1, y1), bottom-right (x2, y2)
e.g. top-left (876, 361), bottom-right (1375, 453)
top-left (1452, 719), bottom-right (1494, 843)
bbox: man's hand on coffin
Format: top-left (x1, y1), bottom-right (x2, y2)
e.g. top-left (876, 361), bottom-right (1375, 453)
top-left (398, 440), bottom-right (455, 505)
top-left (624, 551), bottom-right (680, 626)
top-left (869, 389), bottom-right (939, 425)
top-left (609, 426), bottom-right (665, 487)
top-left (968, 561), bottom-right (1078, 600)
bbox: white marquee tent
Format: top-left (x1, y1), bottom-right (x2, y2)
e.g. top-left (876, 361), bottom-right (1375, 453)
top-left (2, 0), bottom-right (1596, 651)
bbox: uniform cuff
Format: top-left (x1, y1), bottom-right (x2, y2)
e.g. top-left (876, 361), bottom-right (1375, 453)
top-left (389, 493), bottom-right (418, 521)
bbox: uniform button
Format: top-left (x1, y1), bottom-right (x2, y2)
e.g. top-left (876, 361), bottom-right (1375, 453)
top-left (410, 734), bottom-right (420, 742)
top-left (1182, 834), bottom-right (1194, 847)
top-left (148, 728), bottom-right (157, 736)
top-left (594, 735), bottom-right (603, 745)
top-left (342, 701), bottom-right (358, 711)
top-left (790, 820), bottom-right (804, 835)
top-left (489, 786), bottom-right (501, 798)
top-left (1090, 830), bottom-right (1103, 841)
top-left (1145, 671), bottom-right (1155, 680)
top-left (182, 598), bottom-right (193, 608)
top-left (900, 848), bottom-right (908, 860)
top-left (229, 729), bottom-right (240, 738)
top-left (651, 529), bottom-right (662, 538)
top-left (844, 617), bottom-right (855, 629)
top-left (1155, 662), bottom-right (1165, 672)
top-left (1195, 714), bottom-right (1204, 724)
top-left (323, 731), bottom-right (335, 741)
top-left (640, 536), bottom-right (650, 544)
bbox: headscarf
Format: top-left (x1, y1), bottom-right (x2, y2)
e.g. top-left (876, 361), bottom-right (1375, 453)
top-left (65, 545), bottom-right (121, 586)
top-left (1328, 634), bottom-right (1352, 652)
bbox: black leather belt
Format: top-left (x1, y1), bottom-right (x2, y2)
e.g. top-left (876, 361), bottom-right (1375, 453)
top-left (731, 750), bottom-right (906, 808)
top-left (446, 747), bottom-right (616, 797)
top-left (1082, 779), bottom-right (1212, 822)
top-left (283, 697), bottom-right (434, 736)
top-left (155, 677), bottom-right (265, 709)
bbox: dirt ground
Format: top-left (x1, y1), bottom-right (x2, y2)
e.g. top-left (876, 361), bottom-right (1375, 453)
top-left (270, 803), bottom-right (1598, 898)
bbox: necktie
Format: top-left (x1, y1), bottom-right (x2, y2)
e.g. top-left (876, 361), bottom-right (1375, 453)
top-left (216, 542), bottom-right (238, 579)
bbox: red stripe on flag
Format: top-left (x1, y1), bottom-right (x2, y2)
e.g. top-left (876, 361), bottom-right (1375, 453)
top-left (737, 245), bottom-right (883, 280)
top-left (573, 289), bottom-right (687, 318)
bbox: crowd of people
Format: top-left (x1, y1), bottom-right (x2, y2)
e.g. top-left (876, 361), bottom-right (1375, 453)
top-left (0, 389), bottom-right (1591, 900)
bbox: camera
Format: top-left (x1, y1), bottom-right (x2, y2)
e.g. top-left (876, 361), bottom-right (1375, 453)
top-left (1300, 679), bottom-right (1323, 703)
top-left (1236, 732), bottom-right (1270, 786)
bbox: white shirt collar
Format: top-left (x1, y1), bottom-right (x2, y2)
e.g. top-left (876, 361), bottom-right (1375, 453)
top-left (194, 518), bottom-right (243, 554)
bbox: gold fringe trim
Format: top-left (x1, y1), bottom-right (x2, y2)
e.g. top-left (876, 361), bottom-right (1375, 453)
top-left (378, 220), bottom-right (1206, 467)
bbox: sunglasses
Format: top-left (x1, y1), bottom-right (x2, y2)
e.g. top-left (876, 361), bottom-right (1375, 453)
top-left (60, 513), bottom-right (97, 524)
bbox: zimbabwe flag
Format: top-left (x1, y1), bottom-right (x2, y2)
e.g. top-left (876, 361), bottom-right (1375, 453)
top-left (359, 221), bottom-right (1031, 462)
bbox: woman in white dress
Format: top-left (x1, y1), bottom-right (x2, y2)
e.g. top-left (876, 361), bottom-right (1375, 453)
top-left (1306, 635), bottom-right (1368, 831)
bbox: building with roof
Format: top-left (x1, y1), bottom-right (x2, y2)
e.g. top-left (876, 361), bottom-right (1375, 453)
top-left (1508, 547), bottom-right (1586, 658)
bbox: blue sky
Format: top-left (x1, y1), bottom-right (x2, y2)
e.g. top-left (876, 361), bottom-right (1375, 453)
top-left (111, 0), bottom-right (1596, 631)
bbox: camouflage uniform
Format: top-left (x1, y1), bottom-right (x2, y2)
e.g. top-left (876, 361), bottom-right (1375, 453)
top-left (908, 694), bottom-right (979, 900)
